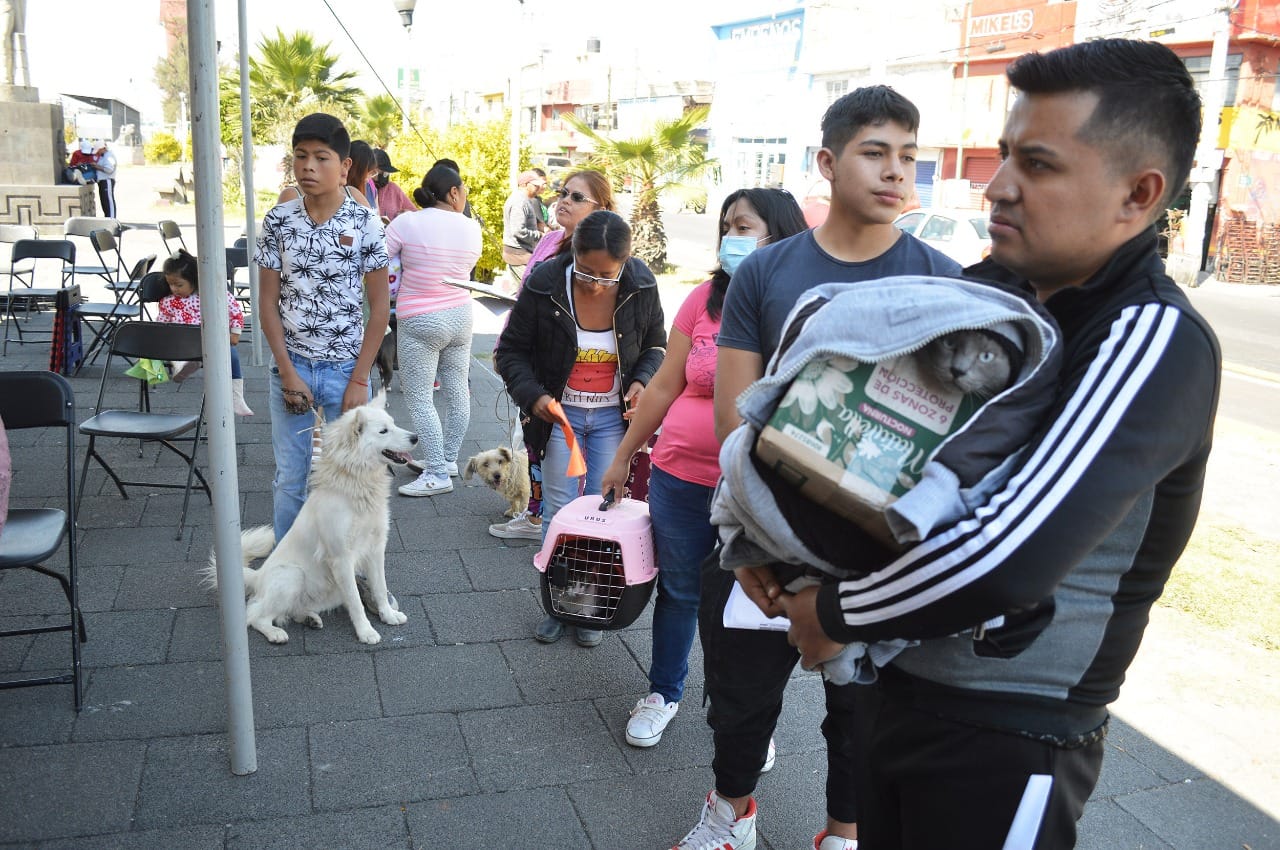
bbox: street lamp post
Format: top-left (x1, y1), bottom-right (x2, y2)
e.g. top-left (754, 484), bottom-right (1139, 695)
top-left (394, 0), bottom-right (416, 131)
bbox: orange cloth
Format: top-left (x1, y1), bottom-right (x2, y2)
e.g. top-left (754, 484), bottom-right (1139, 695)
top-left (546, 400), bottom-right (587, 477)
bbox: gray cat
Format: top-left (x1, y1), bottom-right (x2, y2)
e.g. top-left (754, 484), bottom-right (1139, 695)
top-left (919, 325), bottom-right (1024, 399)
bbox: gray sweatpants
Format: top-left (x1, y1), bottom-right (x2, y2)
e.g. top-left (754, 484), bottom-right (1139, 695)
top-left (396, 304), bottom-right (473, 474)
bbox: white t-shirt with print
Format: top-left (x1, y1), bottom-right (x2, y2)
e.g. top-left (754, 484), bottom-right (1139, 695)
top-left (255, 196), bottom-right (389, 361)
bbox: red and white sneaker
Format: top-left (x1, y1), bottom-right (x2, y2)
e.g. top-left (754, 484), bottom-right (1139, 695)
top-left (814, 829), bottom-right (858, 849)
top-left (672, 791), bottom-right (757, 850)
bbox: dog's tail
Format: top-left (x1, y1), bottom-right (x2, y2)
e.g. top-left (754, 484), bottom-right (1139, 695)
top-left (202, 525), bottom-right (277, 593)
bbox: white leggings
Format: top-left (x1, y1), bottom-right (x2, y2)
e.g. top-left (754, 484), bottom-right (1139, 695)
top-left (396, 305), bottom-right (473, 474)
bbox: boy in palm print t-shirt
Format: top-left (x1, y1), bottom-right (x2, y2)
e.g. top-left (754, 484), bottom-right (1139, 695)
top-left (254, 112), bottom-right (390, 539)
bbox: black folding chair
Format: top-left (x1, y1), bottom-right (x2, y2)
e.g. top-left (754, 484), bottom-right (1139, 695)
top-left (63, 216), bottom-right (123, 282)
top-left (75, 253), bottom-right (156, 372)
top-left (3, 239), bottom-right (75, 354)
top-left (77, 323), bottom-right (211, 539)
top-left (137, 270), bottom-right (170, 321)
top-left (157, 219), bottom-right (188, 255)
top-left (0, 371), bottom-right (86, 710)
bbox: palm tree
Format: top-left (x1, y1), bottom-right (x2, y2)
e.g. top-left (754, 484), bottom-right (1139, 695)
top-left (243, 29), bottom-right (363, 143)
top-left (563, 106), bottom-right (717, 272)
top-left (356, 95), bottom-right (402, 149)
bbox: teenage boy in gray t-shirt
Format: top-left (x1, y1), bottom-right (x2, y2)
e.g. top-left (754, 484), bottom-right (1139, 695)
top-left (673, 86), bottom-right (960, 850)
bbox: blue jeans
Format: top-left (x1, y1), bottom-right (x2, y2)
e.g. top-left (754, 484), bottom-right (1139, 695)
top-left (540, 403), bottom-right (626, 542)
top-left (269, 352), bottom-right (366, 539)
top-left (647, 464), bottom-right (717, 703)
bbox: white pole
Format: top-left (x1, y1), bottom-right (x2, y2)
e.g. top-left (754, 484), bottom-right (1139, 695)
top-left (238, 0), bottom-right (262, 367)
top-left (1174, 7), bottom-right (1230, 286)
top-left (187, 0), bottom-right (257, 776)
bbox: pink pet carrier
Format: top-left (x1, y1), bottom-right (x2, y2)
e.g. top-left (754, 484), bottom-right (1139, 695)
top-left (533, 494), bottom-right (658, 630)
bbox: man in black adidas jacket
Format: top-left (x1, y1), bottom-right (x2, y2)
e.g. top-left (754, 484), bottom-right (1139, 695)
top-left (776, 39), bottom-right (1222, 848)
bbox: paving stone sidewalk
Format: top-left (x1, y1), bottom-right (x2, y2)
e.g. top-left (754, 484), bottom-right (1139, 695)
top-left (0, 209), bottom-right (1275, 848)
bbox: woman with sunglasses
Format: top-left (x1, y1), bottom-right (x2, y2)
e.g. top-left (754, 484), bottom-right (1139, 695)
top-left (488, 169), bottom-right (616, 542)
top-left (599, 188), bottom-right (809, 749)
top-left (494, 210), bottom-right (667, 648)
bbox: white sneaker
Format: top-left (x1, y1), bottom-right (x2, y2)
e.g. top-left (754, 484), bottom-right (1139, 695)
top-left (405, 459), bottom-right (459, 477)
top-left (814, 830), bottom-right (858, 850)
top-left (398, 471), bottom-right (453, 497)
top-left (488, 511), bottom-right (542, 540)
top-left (673, 791), bottom-right (757, 850)
top-left (761, 736), bottom-right (776, 773)
top-left (626, 693), bottom-right (679, 747)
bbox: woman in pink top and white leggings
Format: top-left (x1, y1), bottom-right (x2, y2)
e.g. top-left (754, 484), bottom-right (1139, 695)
top-left (385, 163), bottom-right (482, 497)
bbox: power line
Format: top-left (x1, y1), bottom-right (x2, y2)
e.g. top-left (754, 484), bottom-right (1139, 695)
top-left (318, 0), bottom-right (435, 158)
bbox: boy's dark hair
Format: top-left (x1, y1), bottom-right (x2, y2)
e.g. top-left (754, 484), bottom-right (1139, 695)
top-left (292, 113), bottom-right (351, 160)
top-left (708, 188), bottom-right (808, 320)
top-left (413, 164), bottom-right (463, 208)
top-left (821, 85), bottom-right (920, 153)
top-left (1006, 39), bottom-right (1201, 210)
top-left (572, 210), bottom-right (632, 261)
top-left (162, 248), bottom-right (199, 291)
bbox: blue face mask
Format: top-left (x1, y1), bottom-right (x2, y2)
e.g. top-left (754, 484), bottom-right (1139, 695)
top-left (718, 235), bottom-right (765, 276)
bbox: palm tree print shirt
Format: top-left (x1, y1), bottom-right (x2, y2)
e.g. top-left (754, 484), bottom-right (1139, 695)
top-left (255, 196), bottom-right (389, 360)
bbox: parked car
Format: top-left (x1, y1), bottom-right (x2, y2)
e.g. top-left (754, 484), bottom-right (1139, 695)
top-left (894, 207), bottom-right (992, 267)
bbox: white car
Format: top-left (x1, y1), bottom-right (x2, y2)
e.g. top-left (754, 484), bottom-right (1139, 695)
top-left (894, 208), bottom-right (992, 267)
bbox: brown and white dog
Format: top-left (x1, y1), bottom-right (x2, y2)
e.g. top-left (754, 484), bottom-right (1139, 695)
top-left (463, 446), bottom-right (531, 517)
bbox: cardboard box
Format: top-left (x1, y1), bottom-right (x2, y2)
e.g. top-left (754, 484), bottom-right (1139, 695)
top-left (756, 355), bottom-right (978, 545)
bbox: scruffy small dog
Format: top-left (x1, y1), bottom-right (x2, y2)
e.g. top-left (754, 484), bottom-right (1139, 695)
top-left (463, 446), bottom-right (531, 517)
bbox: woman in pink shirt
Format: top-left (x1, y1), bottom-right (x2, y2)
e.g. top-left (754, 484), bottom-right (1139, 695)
top-left (386, 163), bottom-right (483, 497)
top-left (599, 188), bottom-right (809, 749)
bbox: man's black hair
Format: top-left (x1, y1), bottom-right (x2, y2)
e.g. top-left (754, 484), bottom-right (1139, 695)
top-left (820, 85), bottom-right (920, 154)
top-left (292, 113), bottom-right (351, 160)
top-left (1006, 39), bottom-right (1202, 210)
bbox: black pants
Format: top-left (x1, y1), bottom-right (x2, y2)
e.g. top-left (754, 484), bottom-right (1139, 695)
top-left (852, 682), bottom-right (1105, 849)
top-left (97, 177), bottom-right (117, 218)
top-left (698, 564), bottom-right (860, 823)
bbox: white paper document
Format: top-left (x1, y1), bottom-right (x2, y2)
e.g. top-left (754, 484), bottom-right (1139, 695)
top-left (723, 580), bottom-right (792, 631)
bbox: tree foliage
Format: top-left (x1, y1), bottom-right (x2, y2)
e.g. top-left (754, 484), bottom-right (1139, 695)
top-left (562, 106), bottom-right (716, 271)
top-left (386, 113), bottom-right (531, 282)
top-left (153, 31), bottom-right (189, 126)
top-left (220, 29), bottom-right (363, 150)
top-left (356, 95), bottom-right (402, 149)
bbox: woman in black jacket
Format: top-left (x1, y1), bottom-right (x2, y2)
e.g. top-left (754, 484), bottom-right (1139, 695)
top-left (494, 210), bottom-right (666, 647)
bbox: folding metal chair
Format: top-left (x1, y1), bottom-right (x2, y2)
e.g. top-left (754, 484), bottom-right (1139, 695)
top-left (157, 219), bottom-right (188, 256)
top-left (136, 270), bottom-right (170, 321)
top-left (0, 371), bottom-right (86, 710)
top-left (3, 239), bottom-right (75, 354)
top-left (88, 229), bottom-right (151, 304)
top-left (75, 253), bottom-right (156, 372)
top-left (63, 216), bottom-right (123, 282)
top-left (77, 322), bottom-right (211, 539)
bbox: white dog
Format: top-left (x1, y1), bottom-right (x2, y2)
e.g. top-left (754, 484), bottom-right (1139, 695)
top-left (463, 446), bottom-right (531, 517)
top-left (206, 393), bottom-right (417, 645)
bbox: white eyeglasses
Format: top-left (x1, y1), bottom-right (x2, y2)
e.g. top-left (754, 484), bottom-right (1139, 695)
top-left (571, 262), bottom-right (623, 287)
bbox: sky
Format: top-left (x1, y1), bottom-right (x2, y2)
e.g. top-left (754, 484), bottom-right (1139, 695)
top-left (24, 0), bottom-right (749, 131)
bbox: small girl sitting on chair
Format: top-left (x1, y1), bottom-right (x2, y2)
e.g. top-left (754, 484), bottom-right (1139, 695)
top-left (159, 249), bottom-right (254, 417)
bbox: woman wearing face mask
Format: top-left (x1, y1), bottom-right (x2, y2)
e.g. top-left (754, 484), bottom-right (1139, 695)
top-left (599, 188), bottom-right (808, 749)
top-left (494, 209), bottom-right (667, 648)
top-left (386, 164), bottom-right (483, 497)
top-left (489, 169), bottom-right (616, 542)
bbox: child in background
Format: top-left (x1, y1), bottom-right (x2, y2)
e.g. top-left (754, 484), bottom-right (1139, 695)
top-left (158, 248), bottom-right (254, 417)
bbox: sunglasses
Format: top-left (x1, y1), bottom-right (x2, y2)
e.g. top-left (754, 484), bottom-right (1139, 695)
top-left (557, 188), bottom-right (598, 205)
top-left (572, 262), bottom-right (623, 287)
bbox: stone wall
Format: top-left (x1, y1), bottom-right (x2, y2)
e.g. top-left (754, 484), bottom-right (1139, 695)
top-left (0, 184), bottom-right (97, 234)
top-left (0, 95), bottom-right (65, 186)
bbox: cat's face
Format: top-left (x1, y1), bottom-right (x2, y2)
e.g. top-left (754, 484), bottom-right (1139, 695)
top-left (920, 331), bottom-right (1012, 398)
